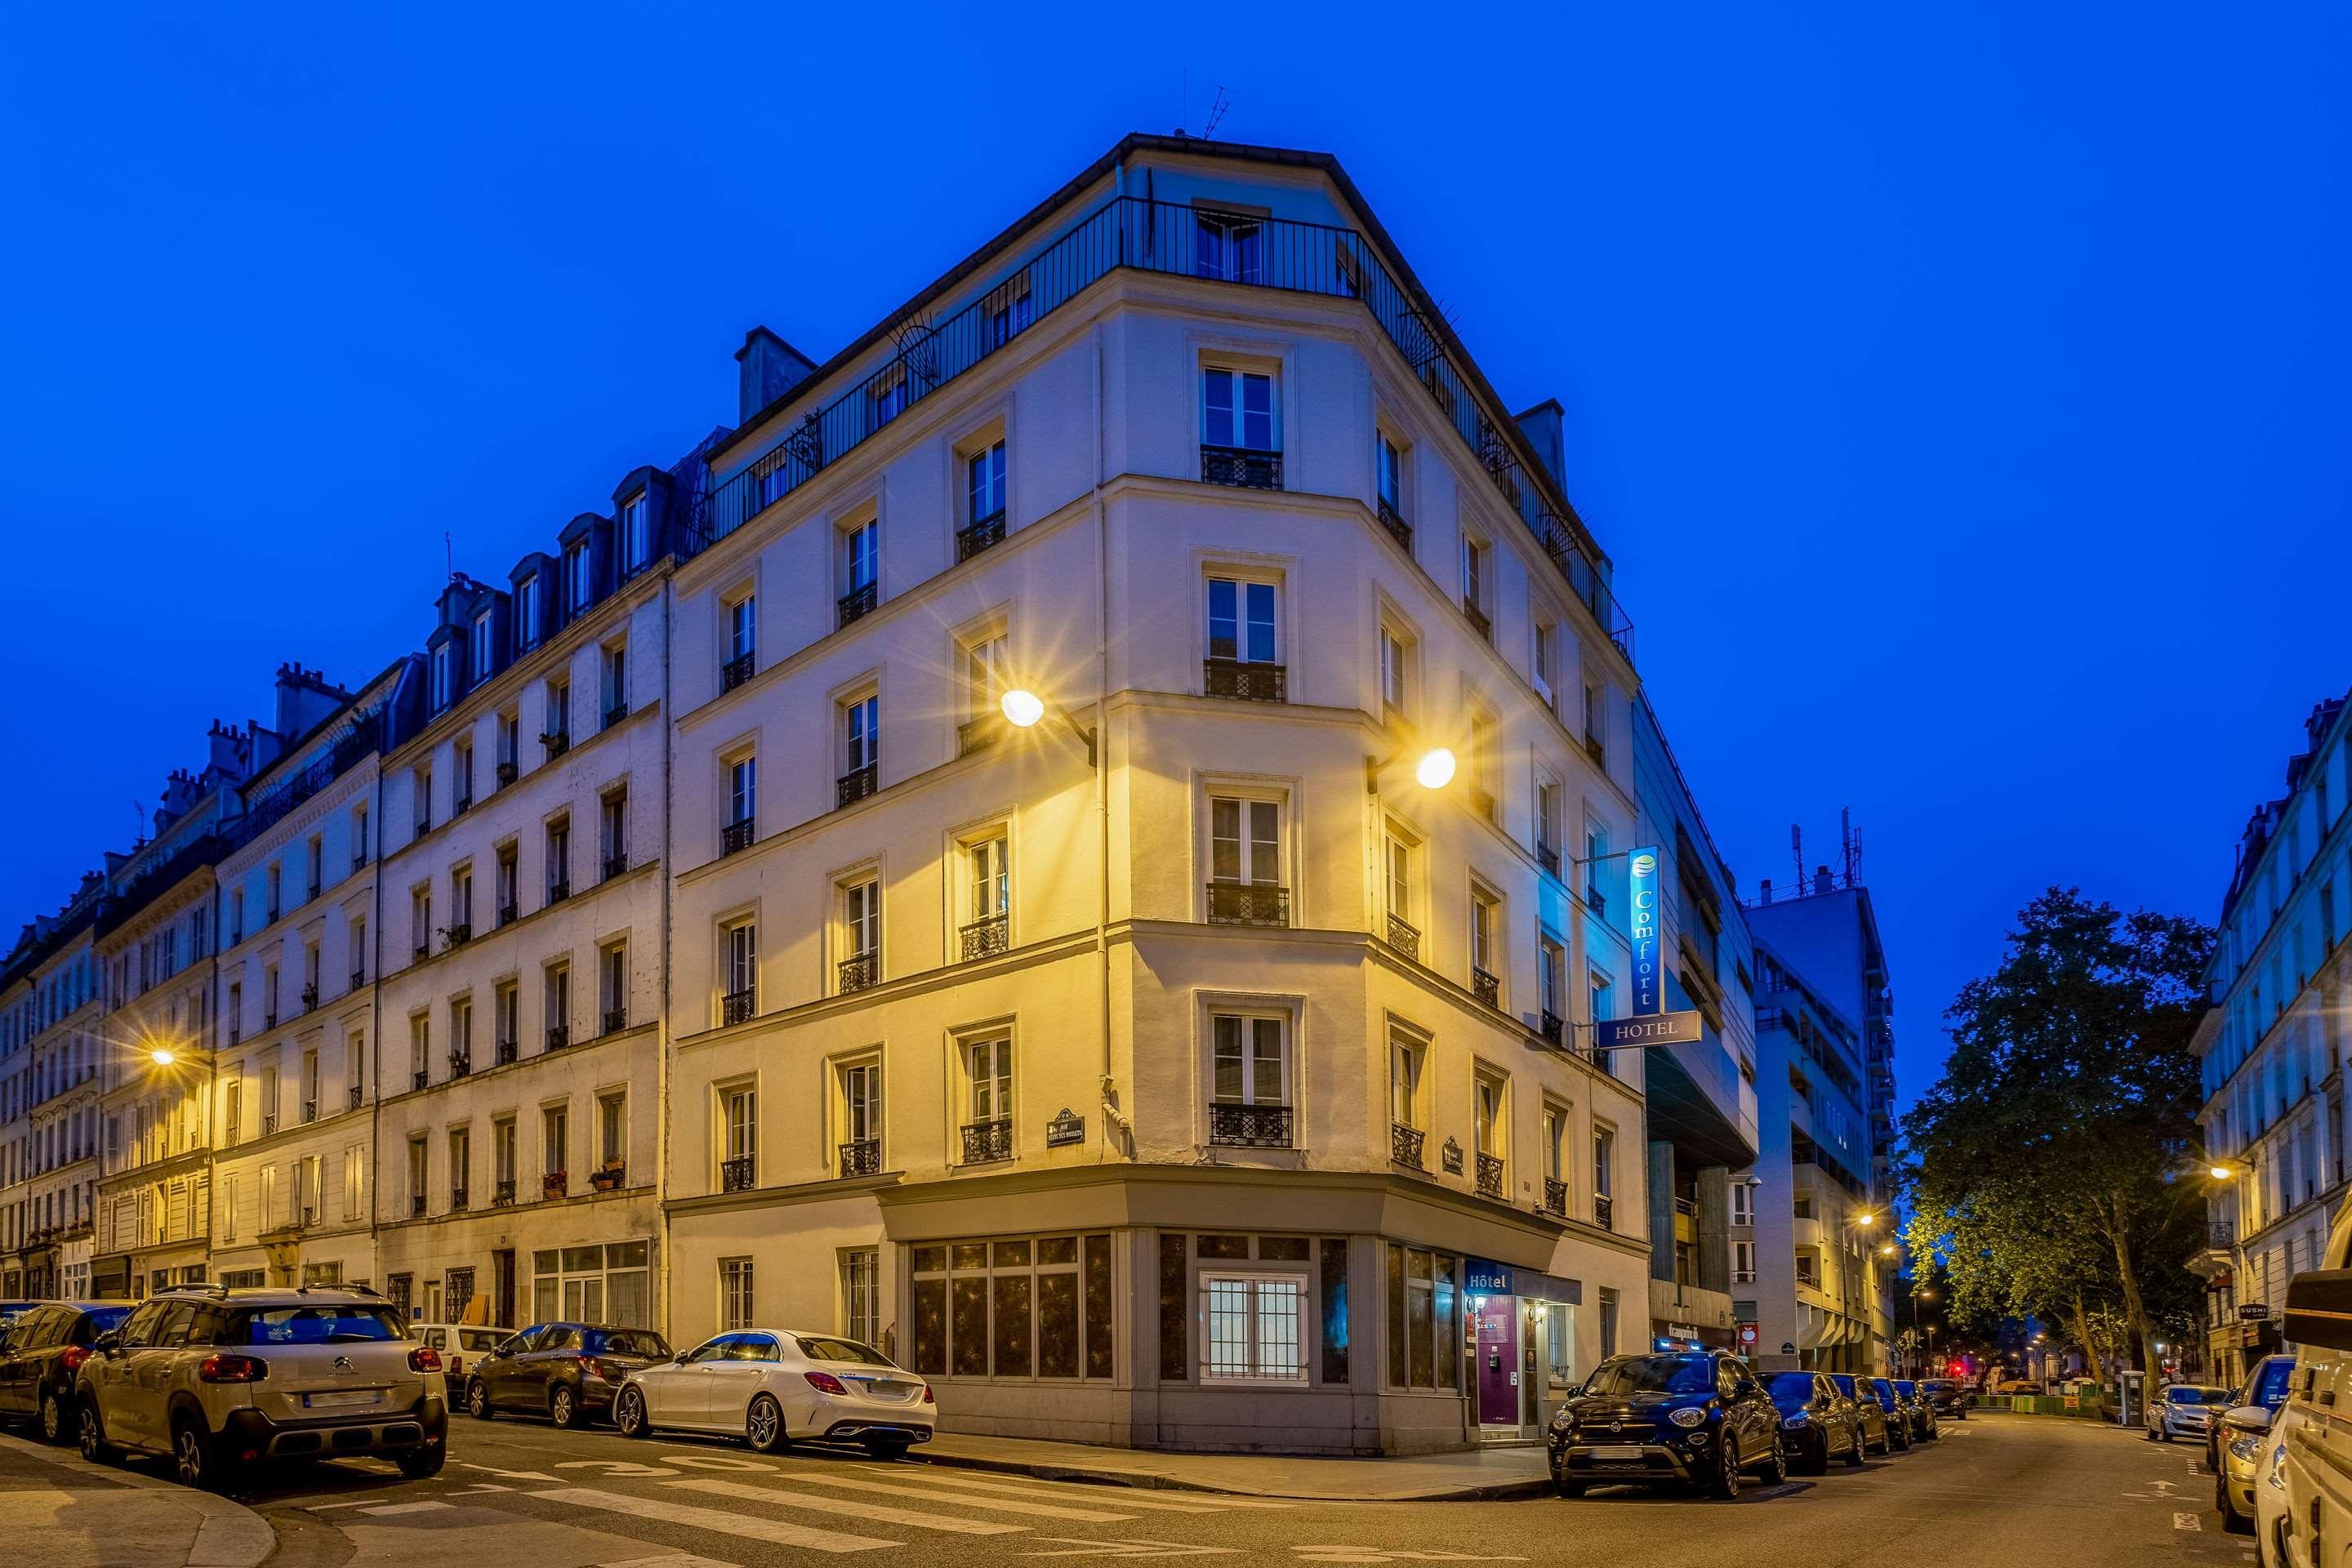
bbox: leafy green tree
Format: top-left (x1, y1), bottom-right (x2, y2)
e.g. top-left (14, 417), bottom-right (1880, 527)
top-left (1903, 887), bottom-right (2212, 1378)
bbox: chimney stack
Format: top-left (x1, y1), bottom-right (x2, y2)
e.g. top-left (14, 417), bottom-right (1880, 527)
top-left (736, 327), bottom-right (818, 425)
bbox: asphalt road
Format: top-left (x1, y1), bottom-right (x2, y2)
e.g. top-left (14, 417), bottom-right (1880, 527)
top-left (30, 1410), bottom-right (2261, 1567)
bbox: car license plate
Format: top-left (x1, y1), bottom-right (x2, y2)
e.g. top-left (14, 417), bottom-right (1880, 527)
top-left (1589, 1444), bottom-right (1643, 1460)
top-left (304, 1390), bottom-right (377, 1409)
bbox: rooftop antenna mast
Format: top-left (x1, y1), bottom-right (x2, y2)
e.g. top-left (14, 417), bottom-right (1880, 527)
top-left (1790, 823), bottom-right (1803, 891)
top-left (1202, 86), bottom-right (1230, 140)
top-left (1841, 807), bottom-right (1863, 888)
top-left (444, 531), bottom-right (455, 582)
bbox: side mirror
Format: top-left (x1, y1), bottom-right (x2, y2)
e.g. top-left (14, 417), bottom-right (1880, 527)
top-left (675, 1350), bottom-right (692, 1364)
top-left (94, 1331), bottom-right (122, 1357)
top-left (2287, 1269), bottom-right (2352, 1351)
top-left (2223, 1405), bottom-right (2275, 1435)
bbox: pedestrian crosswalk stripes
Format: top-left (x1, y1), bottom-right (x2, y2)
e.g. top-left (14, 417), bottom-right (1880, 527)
top-left (530, 1486), bottom-right (899, 1553)
top-left (738, 1470), bottom-right (1143, 1521)
top-left (878, 1468), bottom-right (1298, 1510)
top-left (663, 1477), bottom-right (1031, 1535)
top-left (867, 1468), bottom-right (1278, 1512)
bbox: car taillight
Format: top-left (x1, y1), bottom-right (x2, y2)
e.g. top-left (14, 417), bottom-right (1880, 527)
top-left (591, 1358), bottom-right (629, 1382)
top-left (198, 1353), bottom-right (266, 1383)
top-left (409, 1346), bottom-right (444, 1373)
top-left (59, 1345), bottom-right (91, 1374)
top-left (804, 1370), bottom-right (848, 1396)
top-left (921, 1383), bottom-right (935, 1404)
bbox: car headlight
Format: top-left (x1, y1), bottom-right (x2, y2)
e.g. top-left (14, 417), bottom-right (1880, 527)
top-left (1668, 1406), bottom-right (1707, 1428)
top-left (2266, 1441), bottom-right (2288, 1490)
top-left (2229, 1433), bottom-right (2262, 1463)
top-left (1782, 1412), bottom-right (1810, 1427)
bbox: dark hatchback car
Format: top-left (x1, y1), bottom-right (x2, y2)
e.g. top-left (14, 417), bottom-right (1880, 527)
top-left (1548, 1351), bottom-right (1787, 1499)
top-left (0, 1302), bottom-right (132, 1443)
top-left (2207, 1353), bottom-right (2296, 1477)
top-left (465, 1322), bottom-right (671, 1428)
top-left (1766, 1370), bottom-right (1867, 1472)
top-left (1890, 1379), bottom-right (1940, 1443)
top-left (1916, 1378), bottom-right (1971, 1419)
top-left (1829, 1374), bottom-right (1900, 1453)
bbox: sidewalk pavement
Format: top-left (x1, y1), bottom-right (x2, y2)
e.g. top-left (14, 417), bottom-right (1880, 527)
top-left (0, 1430), bottom-right (276, 1568)
top-left (920, 1430), bottom-right (1555, 1501)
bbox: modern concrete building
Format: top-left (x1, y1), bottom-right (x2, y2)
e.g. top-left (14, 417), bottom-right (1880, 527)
top-left (1627, 696), bottom-right (1758, 1353)
top-left (2191, 692), bottom-right (2352, 1385)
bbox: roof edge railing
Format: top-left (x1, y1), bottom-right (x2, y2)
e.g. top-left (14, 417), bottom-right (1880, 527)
top-left (684, 197), bottom-right (1635, 666)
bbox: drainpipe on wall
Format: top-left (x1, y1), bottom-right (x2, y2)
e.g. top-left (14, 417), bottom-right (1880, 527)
top-left (1091, 319), bottom-right (1121, 1160)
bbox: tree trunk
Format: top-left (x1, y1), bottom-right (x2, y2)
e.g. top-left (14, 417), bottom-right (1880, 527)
top-left (2105, 1194), bottom-right (2158, 1374)
top-left (2071, 1293), bottom-right (2105, 1385)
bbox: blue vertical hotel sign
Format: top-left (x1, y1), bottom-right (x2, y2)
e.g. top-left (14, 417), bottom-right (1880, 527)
top-left (1629, 845), bottom-right (1662, 1016)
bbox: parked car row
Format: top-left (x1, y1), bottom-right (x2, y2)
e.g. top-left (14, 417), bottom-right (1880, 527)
top-left (1545, 1352), bottom-right (1942, 1499)
top-left (0, 1285), bottom-right (941, 1490)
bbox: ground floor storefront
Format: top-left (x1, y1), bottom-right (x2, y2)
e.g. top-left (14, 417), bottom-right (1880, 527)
top-left (87, 1241), bottom-right (209, 1298)
top-left (376, 1187), bottom-right (660, 1331)
top-left (667, 1161), bottom-right (1649, 1454)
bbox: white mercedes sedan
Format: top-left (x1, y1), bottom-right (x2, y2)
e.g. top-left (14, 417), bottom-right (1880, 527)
top-left (612, 1329), bottom-right (934, 1458)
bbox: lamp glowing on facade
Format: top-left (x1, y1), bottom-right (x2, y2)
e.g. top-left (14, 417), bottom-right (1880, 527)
top-left (1000, 688), bottom-right (1046, 729)
top-left (2209, 1164), bottom-right (2238, 1181)
top-left (1414, 747), bottom-right (1457, 790)
top-left (1857, 1211), bottom-right (1877, 1227)
top-left (149, 1047), bottom-right (176, 1067)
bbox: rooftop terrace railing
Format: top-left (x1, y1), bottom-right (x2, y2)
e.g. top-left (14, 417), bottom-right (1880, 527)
top-left (684, 196), bottom-right (1634, 663)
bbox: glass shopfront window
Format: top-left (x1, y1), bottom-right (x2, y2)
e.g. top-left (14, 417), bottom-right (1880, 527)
top-left (1385, 1242), bottom-right (1460, 1391)
top-left (532, 1239), bottom-right (650, 1325)
top-left (908, 1233), bottom-right (1113, 1382)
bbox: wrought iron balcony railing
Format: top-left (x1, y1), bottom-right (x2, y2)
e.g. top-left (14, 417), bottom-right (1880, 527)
top-left (722, 818), bottom-right (754, 856)
top-left (301, 1099), bottom-right (317, 1125)
top-left (957, 715), bottom-right (1001, 755)
top-left (1536, 842), bottom-right (1561, 876)
top-left (546, 1024), bottom-right (569, 1050)
top-left (1377, 498), bottom-right (1411, 550)
top-left (1585, 884), bottom-right (1606, 917)
top-left (1543, 1178), bottom-right (1568, 1217)
top-left (411, 1195), bottom-right (428, 1218)
top-left (261, 1112), bottom-right (279, 1135)
top-left (960, 914), bottom-right (1009, 963)
top-left (411, 1069), bottom-right (429, 1092)
top-left (301, 983), bottom-right (318, 1011)
top-left (1387, 912), bottom-right (1421, 962)
top-left (350, 968), bottom-right (365, 991)
top-left (1476, 1152), bottom-right (1505, 1200)
top-left (836, 763), bottom-right (879, 808)
top-left (1392, 1121), bottom-right (1426, 1169)
top-left (1200, 443), bottom-right (1282, 490)
top-left (497, 760), bottom-right (519, 786)
top-left (1207, 1102), bottom-right (1292, 1148)
top-left (838, 581), bottom-right (878, 628)
top-left (603, 853), bottom-right (629, 880)
top-left (603, 1008), bottom-right (627, 1035)
top-left (722, 987), bottom-right (755, 1027)
top-left (721, 652), bottom-right (755, 693)
top-left (604, 702), bottom-right (629, 728)
top-left (1472, 966), bottom-right (1500, 1009)
top-left (1202, 657), bottom-right (1285, 702)
top-left (1594, 1193), bottom-right (1615, 1231)
top-left (492, 1178), bottom-right (516, 1207)
top-left (960, 1118), bottom-right (1014, 1165)
top-left (1584, 731), bottom-right (1606, 769)
top-left (547, 880), bottom-right (571, 904)
top-left (542, 730), bottom-right (571, 758)
top-left (498, 901), bottom-right (519, 926)
top-left (1206, 881), bottom-right (1290, 927)
top-left (496, 1037), bottom-right (517, 1067)
top-left (837, 951), bottom-right (880, 994)
top-left (450, 1187), bottom-right (469, 1212)
top-left (720, 1155), bottom-right (757, 1192)
top-left (1539, 1010), bottom-right (1566, 1047)
top-left (838, 1138), bottom-right (882, 1177)
top-left (348, 1085), bottom-right (363, 1110)
top-left (679, 195), bottom-right (1637, 664)
top-left (957, 509), bottom-right (1006, 562)
top-left (453, 790), bottom-right (472, 815)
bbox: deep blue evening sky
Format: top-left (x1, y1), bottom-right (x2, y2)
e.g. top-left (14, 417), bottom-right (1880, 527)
top-left (3, 4), bottom-right (2346, 1108)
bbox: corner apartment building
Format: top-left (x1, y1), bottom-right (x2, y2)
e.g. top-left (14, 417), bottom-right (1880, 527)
top-left (0, 880), bottom-right (105, 1298)
top-left (659, 133), bottom-right (1662, 1455)
top-left (207, 666), bottom-right (396, 1291)
top-left (1628, 696), bottom-right (1759, 1352)
top-left (367, 468), bottom-right (687, 1330)
top-left (2192, 692), bottom-right (2352, 1384)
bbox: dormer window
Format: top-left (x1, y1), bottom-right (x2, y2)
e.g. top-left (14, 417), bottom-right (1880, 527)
top-left (471, 611), bottom-right (494, 681)
top-left (430, 645), bottom-right (452, 711)
top-left (516, 575), bottom-right (541, 653)
top-left (620, 493), bottom-right (649, 575)
top-left (565, 542), bottom-right (592, 614)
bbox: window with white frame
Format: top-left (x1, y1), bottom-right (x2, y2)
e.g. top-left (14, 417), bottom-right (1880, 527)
top-left (1206, 576), bottom-right (1278, 666)
top-left (1206, 794), bottom-right (1285, 926)
top-left (967, 440), bottom-right (1006, 526)
top-left (1734, 1239), bottom-right (1757, 1284)
top-left (841, 693), bottom-right (879, 782)
top-left (722, 919), bottom-right (757, 1020)
top-left (516, 575), bottom-right (540, 652)
top-left (720, 1257), bottom-right (755, 1330)
top-left (728, 753), bottom-right (756, 831)
top-left (728, 590), bottom-right (757, 666)
top-left (962, 831), bottom-right (1009, 960)
top-left (984, 273), bottom-right (1032, 345)
top-left (965, 1036), bottom-right (1012, 1129)
top-left (565, 541), bottom-right (591, 613)
top-left (1471, 887), bottom-right (1499, 994)
top-left (1462, 533), bottom-right (1490, 621)
top-left (620, 492), bottom-right (648, 572)
top-left (1379, 623), bottom-right (1412, 717)
top-left (472, 610), bottom-right (493, 681)
top-left (721, 1082), bottom-right (757, 1177)
top-left (1193, 209), bottom-right (1263, 283)
top-left (598, 1089), bottom-right (626, 1170)
top-left (1473, 1073), bottom-right (1508, 1167)
top-left (1535, 777), bottom-right (1564, 868)
top-left (542, 1102), bottom-right (568, 1182)
top-left (1201, 366), bottom-right (1276, 452)
top-left (1533, 618), bottom-right (1559, 709)
top-left (869, 366), bottom-right (907, 428)
top-left (1390, 1031), bottom-right (1425, 1132)
top-left (839, 878), bottom-right (880, 988)
top-left (840, 516), bottom-right (879, 598)
top-left (1200, 1273), bottom-right (1306, 1383)
top-left (1540, 937), bottom-right (1566, 1031)
top-left (1542, 1103), bottom-right (1568, 1198)
top-left (837, 1061), bottom-right (882, 1169)
top-left (1376, 434), bottom-right (1407, 523)
top-left (962, 629), bottom-right (1009, 722)
top-left (1731, 1183), bottom-right (1754, 1226)
top-left (841, 1249), bottom-right (881, 1345)
top-left (1209, 1013), bottom-right (1290, 1125)
top-left (602, 639), bottom-right (628, 724)
top-left (1383, 828), bottom-right (1417, 944)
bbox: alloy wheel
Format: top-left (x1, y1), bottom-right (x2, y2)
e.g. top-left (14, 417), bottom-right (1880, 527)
top-left (617, 1387), bottom-right (648, 1438)
top-left (551, 1387), bottom-right (575, 1428)
top-left (175, 1426), bottom-right (204, 1489)
top-left (746, 1395), bottom-right (782, 1452)
top-left (78, 1406), bottom-right (104, 1463)
top-left (39, 1394), bottom-right (61, 1443)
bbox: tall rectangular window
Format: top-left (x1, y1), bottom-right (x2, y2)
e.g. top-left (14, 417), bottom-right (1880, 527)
top-left (1210, 797), bottom-right (1280, 886)
top-left (516, 575), bottom-right (540, 651)
top-left (1193, 213), bottom-right (1263, 284)
top-left (840, 1062), bottom-right (882, 1151)
top-left (843, 519), bottom-right (878, 594)
top-left (724, 1085), bottom-right (757, 1166)
top-left (542, 1103), bottom-right (569, 1181)
top-left (724, 920), bottom-right (757, 1017)
top-left (1379, 626), bottom-right (1410, 715)
top-left (1206, 577), bottom-right (1277, 664)
top-left (720, 1258), bottom-right (755, 1331)
top-left (843, 880), bottom-right (880, 959)
top-left (1389, 1034), bottom-right (1423, 1130)
top-left (968, 1038), bottom-right (1012, 1124)
top-left (1211, 1015), bottom-right (1287, 1108)
top-left (1377, 436), bottom-right (1404, 516)
top-left (842, 1250), bottom-right (880, 1346)
top-left (844, 694), bottom-right (878, 774)
top-left (729, 594), bottom-right (756, 662)
top-left (565, 542), bottom-right (591, 612)
top-left (729, 755), bottom-right (756, 828)
top-left (473, 611), bottom-right (494, 680)
top-left (602, 640), bottom-right (629, 724)
top-left (546, 816), bottom-right (571, 898)
top-left (968, 441), bottom-right (1006, 523)
top-left (620, 492), bottom-right (648, 571)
